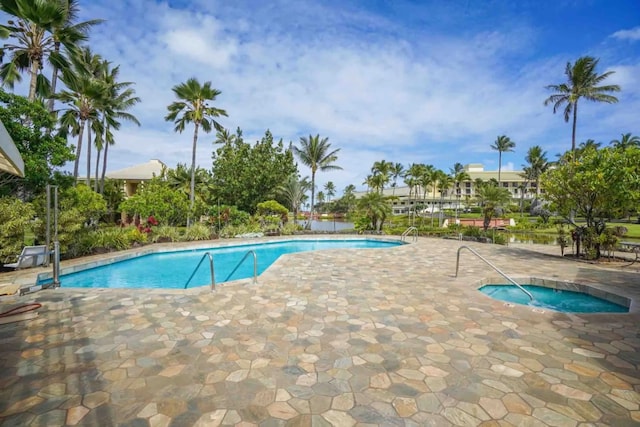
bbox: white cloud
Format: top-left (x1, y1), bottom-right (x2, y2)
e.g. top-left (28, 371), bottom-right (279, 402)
top-left (611, 27), bottom-right (640, 41)
top-left (52, 1), bottom-right (638, 194)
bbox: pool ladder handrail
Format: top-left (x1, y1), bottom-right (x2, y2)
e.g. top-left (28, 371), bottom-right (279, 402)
top-left (401, 226), bottom-right (418, 242)
top-left (454, 245), bottom-right (533, 301)
top-left (184, 252), bottom-right (216, 290)
top-left (224, 250), bottom-right (258, 285)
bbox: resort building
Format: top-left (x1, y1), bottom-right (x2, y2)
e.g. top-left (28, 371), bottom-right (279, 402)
top-left (0, 119), bottom-right (24, 177)
top-left (105, 159), bottom-right (166, 197)
top-left (355, 163), bottom-right (538, 215)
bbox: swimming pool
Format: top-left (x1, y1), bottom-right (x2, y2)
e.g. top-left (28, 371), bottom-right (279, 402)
top-left (44, 239), bottom-right (402, 289)
top-left (479, 284), bottom-right (629, 313)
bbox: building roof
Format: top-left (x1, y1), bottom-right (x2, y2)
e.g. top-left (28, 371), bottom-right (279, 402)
top-left (105, 159), bottom-right (166, 181)
top-left (0, 120), bottom-right (24, 177)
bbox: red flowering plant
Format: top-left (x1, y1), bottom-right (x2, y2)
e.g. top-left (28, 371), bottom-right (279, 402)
top-left (137, 215), bottom-right (159, 234)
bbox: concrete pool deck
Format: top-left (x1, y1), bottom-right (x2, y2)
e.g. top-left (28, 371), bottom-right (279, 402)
top-left (0, 236), bottom-right (639, 426)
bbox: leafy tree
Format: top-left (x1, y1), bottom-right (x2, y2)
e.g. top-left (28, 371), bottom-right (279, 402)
top-left (165, 77), bottom-right (227, 224)
top-left (450, 163), bottom-right (470, 219)
top-left (490, 135), bottom-right (515, 184)
top-left (0, 89), bottom-right (74, 199)
top-left (390, 162), bottom-right (404, 196)
top-left (212, 129), bottom-right (297, 214)
top-left (293, 134), bottom-right (341, 227)
top-left (475, 183), bottom-right (511, 231)
top-left (324, 181), bottom-right (336, 202)
top-left (541, 145), bottom-right (640, 259)
top-left (611, 133), bottom-right (640, 150)
top-left (544, 56), bottom-right (620, 152)
top-left (119, 177), bottom-right (189, 226)
top-left (371, 160), bottom-right (392, 193)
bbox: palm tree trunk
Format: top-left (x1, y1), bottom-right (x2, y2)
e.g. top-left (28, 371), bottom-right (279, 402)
top-left (431, 186), bottom-right (437, 227)
top-left (47, 43), bottom-right (61, 113)
top-left (498, 152), bottom-right (502, 184)
top-left (571, 102), bottom-right (578, 152)
top-left (73, 120), bottom-right (86, 183)
top-left (100, 135), bottom-right (109, 194)
top-left (188, 122), bottom-right (200, 227)
top-left (28, 59), bottom-right (40, 102)
top-left (86, 125), bottom-right (92, 187)
top-left (94, 147), bottom-right (101, 192)
top-left (309, 170), bottom-right (316, 229)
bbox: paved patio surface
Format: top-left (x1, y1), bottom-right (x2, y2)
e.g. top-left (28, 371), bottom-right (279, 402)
top-left (0, 237), bottom-right (639, 426)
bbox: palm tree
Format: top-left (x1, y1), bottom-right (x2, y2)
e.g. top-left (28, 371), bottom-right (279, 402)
top-left (47, 0), bottom-right (103, 112)
top-left (317, 191), bottom-right (325, 211)
top-left (429, 168), bottom-right (444, 227)
top-left (278, 174), bottom-right (310, 219)
top-left (56, 47), bottom-right (106, 183)
top-left (214, 127), bottom-right (237, 145)
top-left (544, 56), bottom-right (620, 152)
top-left (371, 160), bottom-right (392, 193)
top-left (293, 134), bottom-right (341, 227)
top-left (475, 184), bottom-right (512, 231)
top-left (97, 63), bottom-right (140, 193)
top-left (165, 78), bottom-right (228, 225)
top-left (390, 162), bottom-right (404, 196)
top-left (611, 133), bottom-right (640, 150)
top-left (450, 163), bottom-right (470, 219)
top-left (490, 135), bottom-right (515, 184)
top-left (523, 145), bottom-right (549, 198)
top-left (324, 181), bottom-right (336, 202)
top-left (437, 174), bottom-right (453, 225)
top-left (357, 192), bottom-right (391, 231)
top-left (0, 0), bottom-right (100, 102)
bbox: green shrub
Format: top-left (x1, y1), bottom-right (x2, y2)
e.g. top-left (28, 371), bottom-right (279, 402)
top-left (152, 226), bottom-right (181, 243)
top-left (0, 197), bottom-right (35, 263)
top-left (95, 228), bottom-right (130, 251)
top-left (218, 223), bottom-right (261, 238)
top-left (182, 223), bottom-right (212, 241)
top-left (280, 222), bottom-right (303, 235)
top-left (119, 177), bottom-right (189, 226)
top-left (491, 233), bottom-right (507, 245)
top-left (462, 226), bottom-right (482, 238)
top-left (125, 227), bottom-right (148, 245)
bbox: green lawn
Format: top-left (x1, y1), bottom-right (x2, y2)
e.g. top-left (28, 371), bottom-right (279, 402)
top-left (524, 221), bottom-right (640, 239)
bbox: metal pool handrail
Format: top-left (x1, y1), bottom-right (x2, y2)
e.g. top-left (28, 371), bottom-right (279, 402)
top-left (224, 250), bottom-right (258, 284)
top-left (184, 252), bottom-right (216, 290)
top-left (401, 226), bottom-right (418, 242)
top-left (454, 245), bottom-right (533, 301)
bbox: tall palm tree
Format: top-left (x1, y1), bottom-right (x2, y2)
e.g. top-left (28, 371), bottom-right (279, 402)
top-left (47, 0), bottom-right (103, 112)
top-left (56, 47), bottom-right (106, 183)
top-left (98, 63), bottom-right (140, 193)
top-left (611, 133), bottom-right (640, 150)
top-left (165, 78), bottom-right (228, 225)
top-left (490, 135), bottom-right (515, 184)
top-left (450, 163), bottom-right (470, 219)
top-left (523, 145), bottom-right (549, 198)
top-left (0, 0), bottom-right (100, 102)
top-left (475, 184), bottom-right (511, 231)
top-left (214, 127), bottom-right (237, 145)
top-left (371, 160), bottom-right (392, 194)
top-left (544, 56), bottom-right (620, 152)
top-left (390, 162), bottom-right (404, 196)
top-left (293, 134), bottom-right (341, 227)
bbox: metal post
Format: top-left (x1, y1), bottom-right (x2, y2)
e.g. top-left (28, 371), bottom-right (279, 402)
top-left (53, 241), bottom-right (60, 286)
top-left (45, 185), bottom-right (51, 266)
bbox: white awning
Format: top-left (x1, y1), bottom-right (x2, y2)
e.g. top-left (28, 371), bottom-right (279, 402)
top-left (0, 120), bottom-right (24, 177)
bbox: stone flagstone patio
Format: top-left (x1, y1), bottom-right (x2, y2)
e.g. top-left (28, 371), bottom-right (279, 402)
top-left (0, 236), bottom-right (639, 426)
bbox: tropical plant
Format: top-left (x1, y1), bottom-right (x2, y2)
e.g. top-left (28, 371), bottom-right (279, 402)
top-left (490, 135), bottom-right (515, 184)
top-left (96, 61), bottom-right (140, 193)
top-left (523, 145), bottom-right (549, 198)
top-left (450, 162), bottom-right (470, 219)
top-left (0, 196), bottom-right (34, 262)
top-left (371, 160), bottom-right (392, 193)
top-left (474, 184), bottom-right (511, 231)
top-left (357, 192), bottom-right (392, 231)
top-left (324, 181), bottom-right (336, 202)
top-left (292, 134), bottom-right (341, 228)
top-left (611, 133), bottom-right (640, 150)
top-left (182, 222), bottom-right (212, 241)
top-left (56, 46), bottom-right (106, 182)
top-left (119, 177), bottom-right (189, 226)
top-left (165, 77), bottom-right (227, 225)
top-left (390, 162), bottom-right (404, 196)
top-left (544, 56), bottom-right (620, 152)
top-left (151, 226), bottom-right (181, 243)
top-left (278, 174), bottom-right (310, 219)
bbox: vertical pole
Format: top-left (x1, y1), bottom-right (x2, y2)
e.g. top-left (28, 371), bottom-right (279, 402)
top-left (45, 185), bottom-right (51, 265)
top-left (53, 186), bottom-right (60, 287)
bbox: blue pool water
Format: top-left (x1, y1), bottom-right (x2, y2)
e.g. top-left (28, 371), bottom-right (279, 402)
top-left (49, 239), bottom-right (401, 289)
top-left (479, 285), bottom-right (628, 313)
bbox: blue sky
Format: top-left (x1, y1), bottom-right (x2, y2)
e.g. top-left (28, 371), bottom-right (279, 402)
top-left (53, 0), bottom-right (640, 192)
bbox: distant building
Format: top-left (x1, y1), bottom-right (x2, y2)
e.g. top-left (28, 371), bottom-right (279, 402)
top-left (354, 163), bottom-right (537, 215)
top-left (105, 159), bottom-right (166, 197)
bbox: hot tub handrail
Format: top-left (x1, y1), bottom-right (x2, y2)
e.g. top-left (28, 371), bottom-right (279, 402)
top-left (224, 250), bottom-right (258, 284)
top-left (184, 252), bottom-right (216, 290)
top-left (455, 245), bottom-right (533, 301)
